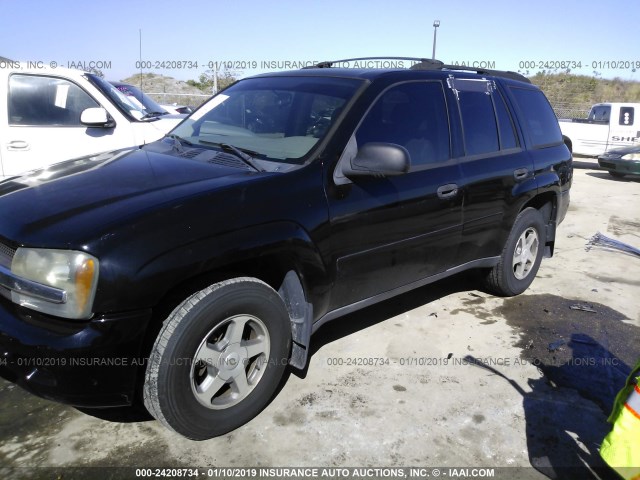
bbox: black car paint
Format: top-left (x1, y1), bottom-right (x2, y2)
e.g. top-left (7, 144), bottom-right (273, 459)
top-left (0, 68), bottom-right (572, 407)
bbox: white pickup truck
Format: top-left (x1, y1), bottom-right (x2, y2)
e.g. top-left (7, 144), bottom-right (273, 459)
top-left (559, 103), bottom-right (639, 156)
top-left (0, 64), bottom-right (184, 179)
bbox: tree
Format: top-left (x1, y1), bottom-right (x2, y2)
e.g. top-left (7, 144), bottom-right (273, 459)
top-left (187, 70), bottom-right (238, 93)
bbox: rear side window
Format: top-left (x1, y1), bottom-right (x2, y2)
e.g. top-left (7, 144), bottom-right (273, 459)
top-left (8, 74), bottom-right (98, 126)
top-left (458, 90), bottom-right (499, 155)
top-left (619, 107), bottom-right (634, 126)
top-left (494, 91), bottom-right (518, 149)
top-left (510, 87), bottom-right (562, 148)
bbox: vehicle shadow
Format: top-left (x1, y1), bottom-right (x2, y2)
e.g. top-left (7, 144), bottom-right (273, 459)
top-left (76, 403), bottom-right (153, 423)
top-left (585, 171), bottom-right (640, 182)
top-left (297, 271), bottom-right (481, 378)
top-left (466, 333), bottom-right (630, 480)
top-left (79, 272), bottom-right (480, 424)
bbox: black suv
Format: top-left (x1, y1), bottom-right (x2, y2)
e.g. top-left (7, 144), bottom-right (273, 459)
top-left (0, 58), bottom-right (572, 439)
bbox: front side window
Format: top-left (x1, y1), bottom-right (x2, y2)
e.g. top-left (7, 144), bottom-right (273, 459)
top-left (8, 74), bottom-right (98, 126)
top-left (172, 76), bottom-right (362, 163)
top-left (355, 81), bottom-right (451, 167)
top-left (589, 105), bottom-right (611, 123)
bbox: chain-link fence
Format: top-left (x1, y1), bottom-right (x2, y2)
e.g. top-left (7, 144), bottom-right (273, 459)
top-left (147, 92), bottom-right (210, 109)
top-left (550, 103), bottom-right (592, 120)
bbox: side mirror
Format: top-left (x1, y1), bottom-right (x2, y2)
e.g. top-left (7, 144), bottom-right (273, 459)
top-left (343, 142), bottom-right (411, 178)
top-left (80, 107), bottom-right (114, 127)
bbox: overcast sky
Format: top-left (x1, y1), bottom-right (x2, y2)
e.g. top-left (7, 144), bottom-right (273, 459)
top-left (1, 0), bottom-right (638, 83)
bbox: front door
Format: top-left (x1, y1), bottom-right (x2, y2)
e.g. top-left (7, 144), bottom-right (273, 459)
top-left (326, 80), bottom-right (463, 310)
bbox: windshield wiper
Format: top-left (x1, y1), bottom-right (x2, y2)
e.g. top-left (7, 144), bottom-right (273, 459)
top-left (141, 111), bottom-right (168, 120)
top-left (199, 141), bottom-right (265, 172)
top-left (165, 134), bottom-right (195, 151)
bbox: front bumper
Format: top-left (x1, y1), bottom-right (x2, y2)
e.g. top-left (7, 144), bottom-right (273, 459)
top-left (598, 157), bottom-right (640, 175)
top-left (0, 297), bottom-right (152, 408)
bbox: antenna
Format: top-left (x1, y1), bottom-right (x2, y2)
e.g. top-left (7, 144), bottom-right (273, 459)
top-left (139, 29), bottom-right (143, 92)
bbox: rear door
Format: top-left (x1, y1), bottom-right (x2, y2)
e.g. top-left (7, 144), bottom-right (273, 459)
top-left (326, 80), bottom-right (463, 309)
top-left (451, 77), bottom-right (536, 264)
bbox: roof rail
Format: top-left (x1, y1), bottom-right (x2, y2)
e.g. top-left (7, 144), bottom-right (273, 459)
top-left (305, 56), bottom-right (531, 84)
top-left (305, 57), bottom-right (442, 69)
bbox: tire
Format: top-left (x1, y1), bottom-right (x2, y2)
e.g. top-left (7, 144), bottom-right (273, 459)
top-left (143, 277), bottom-right (291, 440)
top-left (484, 208), bottom-right (546, 297)
top-left (608, 171), bottom-right (626, 179)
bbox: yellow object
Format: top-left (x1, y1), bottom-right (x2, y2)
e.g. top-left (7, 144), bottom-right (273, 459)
top-left (600, 359), bottom-right (640, 480)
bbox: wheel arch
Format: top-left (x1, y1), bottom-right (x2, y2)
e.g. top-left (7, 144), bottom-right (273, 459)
top-left (135, 223), bottom-right (322, 380)
top-left (519, 192), bottom-right (557, 257)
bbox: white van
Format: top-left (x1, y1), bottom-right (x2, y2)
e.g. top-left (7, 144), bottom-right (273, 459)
top-left (559, 103), bottom-right (639, 156)
top-left (0, 65), bottom-right (184, 179)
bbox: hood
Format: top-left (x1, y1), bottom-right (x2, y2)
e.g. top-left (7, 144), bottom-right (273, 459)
top-left (600, 145), bottom-right (640, 157)
top-left (0, 142), bottom-right (263, 247)
top-left (150, 114), bottom-right (187, 132)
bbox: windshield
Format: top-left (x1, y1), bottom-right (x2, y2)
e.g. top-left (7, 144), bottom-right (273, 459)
top-left (111, 82), bottom-right (168, 115)
top-left (171, 76), bottom-right (363, 163)
top-left (86, 74), bottom-right (152, 121)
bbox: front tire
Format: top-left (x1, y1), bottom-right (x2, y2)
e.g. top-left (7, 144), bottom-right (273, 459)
top-left (484, 208), bottom-right (546, 296)
top-left (143, 277), bottom-right (291, 440)
top-left (608, 171), bottom-right (626, 179)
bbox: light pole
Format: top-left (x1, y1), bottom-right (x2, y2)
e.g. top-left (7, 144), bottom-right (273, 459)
top-left (432, 20), bottom-right (440, 60)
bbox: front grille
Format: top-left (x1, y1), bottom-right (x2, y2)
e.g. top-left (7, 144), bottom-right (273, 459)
top-left (0, 242), bottom-right (15, 269)
top-left (600, 161), bottom-right (616, 169)
top-left (0, 285), bottom-right (10, 301)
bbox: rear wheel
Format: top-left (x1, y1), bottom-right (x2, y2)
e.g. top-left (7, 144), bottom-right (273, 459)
top-left (143, 277), bottom-right (291, 440)
top-left (484, 208), bottom-right (546, 296)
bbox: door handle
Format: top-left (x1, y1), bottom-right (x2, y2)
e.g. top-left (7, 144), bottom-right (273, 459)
top-left (513, 168), bottom-right (529, 181)
top-left (7, 141), bottom-right (30, 151)
top-left (437, 183), bottom-right (459, 199)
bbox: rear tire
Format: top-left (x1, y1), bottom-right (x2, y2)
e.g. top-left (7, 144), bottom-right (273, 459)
top-left (484, 208), bottom-right (546, 296)
top-left (143, 277), bottom-right (291, 440)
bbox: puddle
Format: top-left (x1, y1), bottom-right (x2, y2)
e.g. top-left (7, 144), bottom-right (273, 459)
top-left (497, 294), bottom-right (638, 412)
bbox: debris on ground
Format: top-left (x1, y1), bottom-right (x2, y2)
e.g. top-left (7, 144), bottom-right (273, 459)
top-left (570, 304), bottom-right (597, 313)
top-left (548, 339), bottom-right (566, 352)
top-left (586, 232), bottom-right (640, 257)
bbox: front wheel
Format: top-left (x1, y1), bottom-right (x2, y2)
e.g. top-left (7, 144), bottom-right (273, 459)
top-left (143, 277), bottom-right (291, 440)
top-left (483, 208), bottom-right (546, 296)
top-left (608, 171), bottom-right (626, 179)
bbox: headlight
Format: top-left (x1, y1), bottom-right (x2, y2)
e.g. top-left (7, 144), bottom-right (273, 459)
top-left (622, 153), bottom-right (640, 161)
top-left (11, 248), bottom-right (99, 319)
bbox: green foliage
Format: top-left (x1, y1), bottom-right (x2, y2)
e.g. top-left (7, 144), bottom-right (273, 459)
top-left (186, 70), bottom-right (238, 93)
top-left (528, 71), bottom-right (640, 118)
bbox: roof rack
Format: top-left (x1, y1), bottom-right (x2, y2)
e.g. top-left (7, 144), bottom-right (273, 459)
top-left (304, 56), bottom-right (531, 84)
